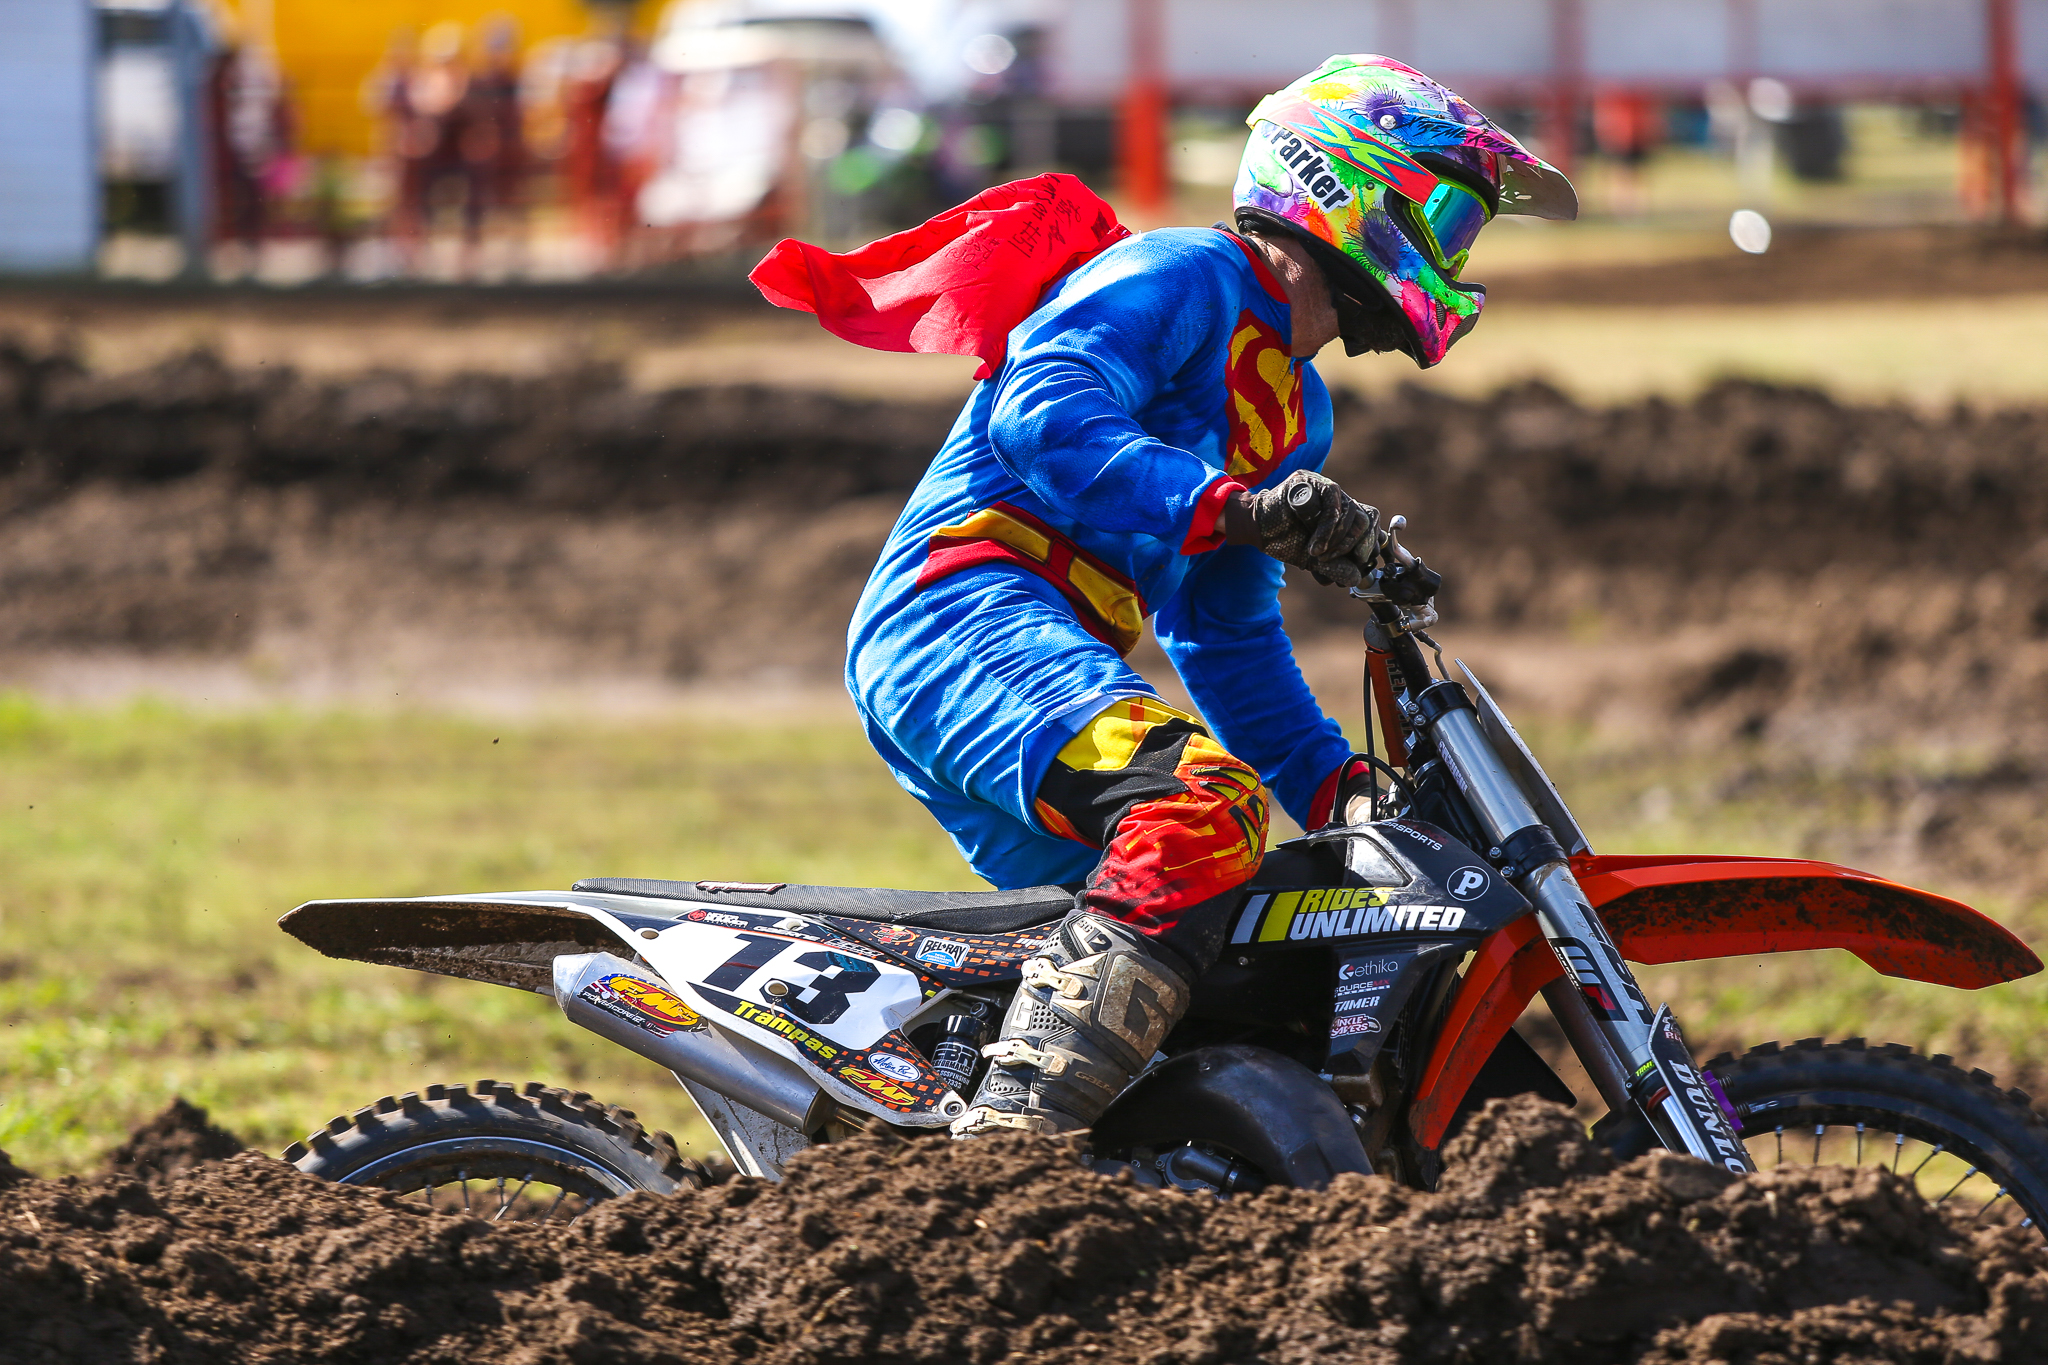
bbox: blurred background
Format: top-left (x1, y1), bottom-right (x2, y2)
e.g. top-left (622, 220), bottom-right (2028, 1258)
top-left (0, 0), bottom-right (2039, 280)
top-left (3, 0), bottom-right (2048, 1175)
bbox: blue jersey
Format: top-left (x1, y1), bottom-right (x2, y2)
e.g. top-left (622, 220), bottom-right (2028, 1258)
top-left (848, 227), bottom-right (1353, 887)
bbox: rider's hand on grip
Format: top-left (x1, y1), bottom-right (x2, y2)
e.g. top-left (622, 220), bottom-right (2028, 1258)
top-left (1242, 471), bottom-right (1386, 589)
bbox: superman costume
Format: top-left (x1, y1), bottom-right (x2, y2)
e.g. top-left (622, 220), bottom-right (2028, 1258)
top-left (820, 218), bottom-right (1355, 950)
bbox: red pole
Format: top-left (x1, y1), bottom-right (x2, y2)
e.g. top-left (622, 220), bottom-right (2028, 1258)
top-left (1986, 0), bottom-right (2023, 225)
top-left (1546, 0), bottom-right (1584, 177)
top-left (1119, 0), bottom-right (1168, 216)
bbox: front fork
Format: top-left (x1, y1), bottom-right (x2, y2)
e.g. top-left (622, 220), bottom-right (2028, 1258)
top-left (1409, 680), bottom-right (1756, 1172)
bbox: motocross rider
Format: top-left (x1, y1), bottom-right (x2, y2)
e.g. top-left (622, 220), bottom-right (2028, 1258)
top-left (835, 57), bottom-right (1577, 1138)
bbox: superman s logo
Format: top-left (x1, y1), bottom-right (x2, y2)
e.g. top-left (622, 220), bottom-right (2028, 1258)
top-left (1225, 311), bottom-right (1306, 481)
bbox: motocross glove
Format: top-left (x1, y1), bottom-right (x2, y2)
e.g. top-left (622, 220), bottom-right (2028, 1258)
top-left (1242, 470), bottom-right (1385, 589)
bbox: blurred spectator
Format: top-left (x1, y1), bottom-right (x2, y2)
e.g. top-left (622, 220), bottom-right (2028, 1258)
top-left (463, 18), bottom-right (528, 253)
top-left (561, 33), bottom-right (629, 262)
top-left (601, 40), bottom-right (667, 265)
top-left (209, 43), bottom-right (296, 254)
top-left (1593, 90), bottom-right (1658, 216)
top-left (392, 22), bottom-right (477, 264)
top-left (364, 27), bottom-right (420, 252)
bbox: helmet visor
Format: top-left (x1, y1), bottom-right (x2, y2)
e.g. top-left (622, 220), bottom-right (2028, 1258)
top-left (1394, 177), bottom-right (1492, 278)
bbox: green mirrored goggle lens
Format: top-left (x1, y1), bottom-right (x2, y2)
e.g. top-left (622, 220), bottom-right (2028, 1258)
top-left (1398, 179), bottom-right (1493, 277)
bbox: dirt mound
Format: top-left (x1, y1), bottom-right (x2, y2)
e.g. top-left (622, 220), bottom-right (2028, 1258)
top-left (4, 342), bottom-right (2047, 719)
top-left (99, 1098), bottom-right (248, 1185)
top-left (4, 1095), bottom-right (2045, 1364)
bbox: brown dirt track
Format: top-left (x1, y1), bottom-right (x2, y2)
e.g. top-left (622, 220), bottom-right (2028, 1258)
top-left (6, 1095), bottom-right (2048, 1365)
top-left (4, 337), bottom-right (2047, 756)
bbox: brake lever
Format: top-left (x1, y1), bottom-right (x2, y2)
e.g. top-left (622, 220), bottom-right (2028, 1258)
top-left (1347, 513), bottom-right (1441, 632)
top-left (1384, 513), bottom-right (1417, 568)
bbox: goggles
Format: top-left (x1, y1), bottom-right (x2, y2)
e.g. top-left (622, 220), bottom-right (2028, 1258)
top-left (1391, 175), bottom-right (1493, 278)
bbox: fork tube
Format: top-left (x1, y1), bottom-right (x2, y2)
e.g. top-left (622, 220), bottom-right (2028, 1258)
top-left (1408, 687), bottom-right (1659, 1087)
top-left (1540, 976), bottom-right (1633, 1112)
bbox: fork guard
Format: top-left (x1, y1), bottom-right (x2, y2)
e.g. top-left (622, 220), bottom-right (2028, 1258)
top-left (1405, 854), bottom-right (2044, 1152)
top-left (1088, 1044), bottom-right (1374, 1189)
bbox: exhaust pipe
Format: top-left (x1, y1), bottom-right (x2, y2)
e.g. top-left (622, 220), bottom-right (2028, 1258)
top-left (553, 952), bottom-right (831, 1135)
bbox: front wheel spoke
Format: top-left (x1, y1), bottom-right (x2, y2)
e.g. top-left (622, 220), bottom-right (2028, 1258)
top-left (1775, 1126), bottom-right (1784, 1165)
top-left (493, 1173), bottom-right (537, 1224)
top-left (1855, 1122), bottom-right (1865, 1165)
top-left (1909, 1144), bottom-right (1946, 1179)
top-left (1935, 1166), bottom-right (1982, 1207)
top-left (458, 1169), bottom-right (471, 1212)
top-left (542, 1188), bottom-right (570, 1223)
top-left (1892, 1132), bottom-right (1905, 1174)
top-left (1812, 1124), bottom-right (1824, 1164)
top-left (1974, 1189), bottom-right (2011, 1224)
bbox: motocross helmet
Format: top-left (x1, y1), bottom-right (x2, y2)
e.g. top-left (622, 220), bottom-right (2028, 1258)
top-left (1234, 54), bottom-right (1578, 368)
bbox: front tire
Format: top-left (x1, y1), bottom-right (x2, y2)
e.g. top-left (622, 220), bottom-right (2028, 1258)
top-left (1602, 1039), bottom-right (2048, 1233)
top-left (283, 1079), bottom-right (704, 1221)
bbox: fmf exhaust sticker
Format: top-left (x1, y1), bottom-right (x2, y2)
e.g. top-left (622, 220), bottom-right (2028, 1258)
top-left (578, 974), bottom-right (703, 1036)
top-left (1231, 888), bottom-right (1466, 943)
top-left (837, 1064), bottom-right (919, 1108)
top-left (1648, 1005), bottom-right (1755, 1174)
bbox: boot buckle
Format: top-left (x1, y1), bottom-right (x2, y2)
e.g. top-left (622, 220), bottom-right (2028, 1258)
top-left (949, 1106), bottom-right (1054, 1138)
top-left (981, 1038), bottom-right (1067, 1076)
top-left (1020, 956), bottom-right (1087, 999)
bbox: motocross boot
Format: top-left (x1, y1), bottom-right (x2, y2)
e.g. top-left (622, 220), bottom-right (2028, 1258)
top-left (950, 911), bottom-right (1195, 1138)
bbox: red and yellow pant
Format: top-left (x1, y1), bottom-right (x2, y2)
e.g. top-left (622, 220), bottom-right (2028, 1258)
top-left (1034, 697), bottom-right (1270, 952)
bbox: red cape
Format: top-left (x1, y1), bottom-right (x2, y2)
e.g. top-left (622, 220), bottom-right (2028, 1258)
top-left (748, 174), bottom-right (1131, 380)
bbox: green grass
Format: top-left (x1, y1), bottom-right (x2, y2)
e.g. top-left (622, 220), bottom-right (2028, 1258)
top-left (2, 695), bottom-right (2042, 1176)
top-left (0, 696), bottom-right (968, 1175)
top-left (1506, 720), bottom-right (2048, 1087)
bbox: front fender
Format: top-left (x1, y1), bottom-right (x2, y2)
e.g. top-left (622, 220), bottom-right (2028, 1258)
top-left (1578, 854), bottom-right (2042, 989)
top-left (1406, 855), bottom-right (2041, 1152)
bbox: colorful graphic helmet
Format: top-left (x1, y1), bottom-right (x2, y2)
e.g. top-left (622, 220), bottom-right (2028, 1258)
top-left (1234, 55), bottom-right (1578, 368)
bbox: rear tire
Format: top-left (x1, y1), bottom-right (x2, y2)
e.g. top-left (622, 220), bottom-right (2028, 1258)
top-left (1086, 1045), bottom-right (1374, 1192)
top-left (1601, 1039), bottom-right (2048, 1234)
top-left (282, 1079), bottom-right (704, 1221)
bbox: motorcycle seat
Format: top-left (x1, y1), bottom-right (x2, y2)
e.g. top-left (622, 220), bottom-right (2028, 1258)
top-left (570, 877), bottom-right (1074, 935)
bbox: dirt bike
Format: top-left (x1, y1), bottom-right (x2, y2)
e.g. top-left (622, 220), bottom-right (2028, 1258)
top-left (278, 516), bottom-right (2048, 1229)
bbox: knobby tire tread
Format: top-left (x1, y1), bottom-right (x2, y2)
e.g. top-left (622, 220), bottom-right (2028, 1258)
top-left (281, 1079), bottom-right (704, 1195)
